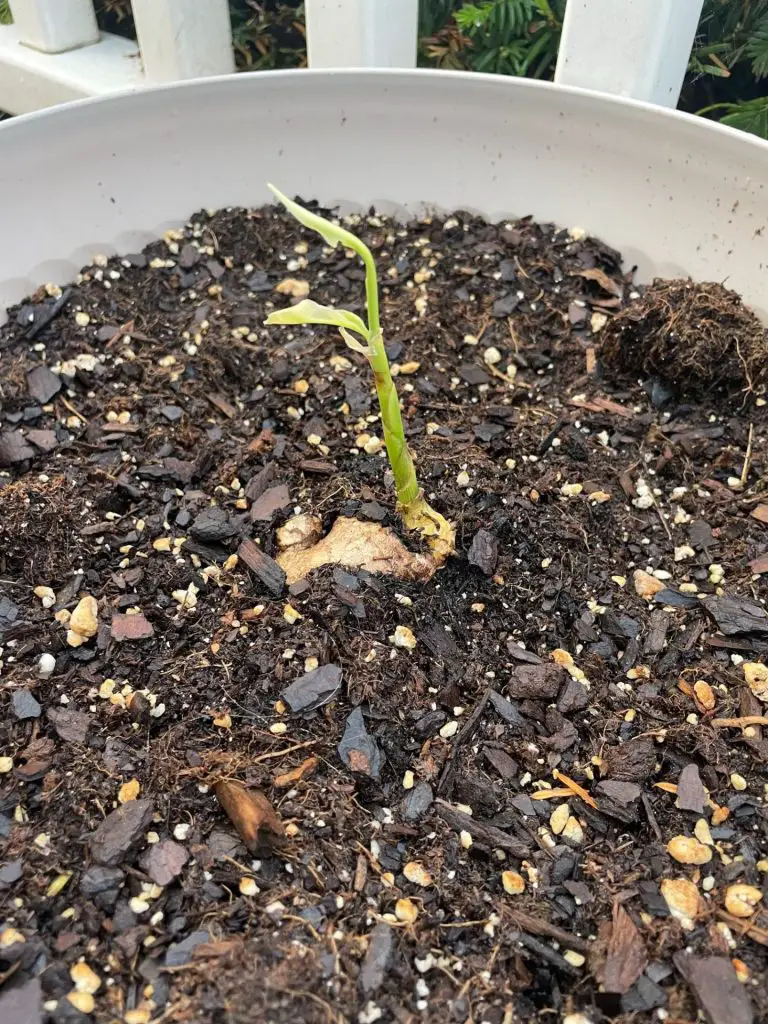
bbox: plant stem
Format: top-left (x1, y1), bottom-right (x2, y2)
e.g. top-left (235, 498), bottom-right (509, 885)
top-left (356, 243), bottom-right (420, 507)
top-left (368, 334), bottom-right (420, 507)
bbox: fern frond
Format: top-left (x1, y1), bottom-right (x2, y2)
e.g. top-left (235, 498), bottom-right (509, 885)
top-left (746, 15), bottom-right (768, 77)
top-left (454, 2), bottom-right (495, 30)
top-left (721, 96), bottom-right (768, 139)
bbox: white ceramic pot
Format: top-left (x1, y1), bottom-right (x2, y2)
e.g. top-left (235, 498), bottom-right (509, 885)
top-left (0, 69), bottom-right (766, 319)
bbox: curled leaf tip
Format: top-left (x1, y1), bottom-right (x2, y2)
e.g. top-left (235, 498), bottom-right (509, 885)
top-left (265, 182), bottom-right (363, 255)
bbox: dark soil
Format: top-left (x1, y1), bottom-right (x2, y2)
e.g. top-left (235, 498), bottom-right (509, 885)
top-left (601, 279), bottom-right (768, 396)
top-left (1, 202), bottom-right (767, 1024)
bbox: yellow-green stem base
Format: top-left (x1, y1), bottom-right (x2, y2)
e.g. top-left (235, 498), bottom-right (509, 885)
top-left (398, 493), bottom-right (456, 565)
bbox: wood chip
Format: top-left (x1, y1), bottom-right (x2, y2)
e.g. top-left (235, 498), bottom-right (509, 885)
top-left (273, 756), bottom-right (319, 788)
top-left (434, 799), bottom-right (529, 857)
top-left (712, 716), bottom-right (768, 729)
top-left (298, 458), bottom-right (336, 475)
top-left (576, 266), bottom-right (623, 297)
top-left (506, 910), bottom-right (588, 953)
top-left (237, 538), bottom-right (286, 595)
top-left (677, 763), bottom-right (707, 815)
top-left (206, 392), bottom-right (238, 418)
top-left (111, 612), bottom-right (154, 642)
top-left (674, 953), bottom-right (754, 1024)
top-left (214, 781), bottom-right (284, 852)
top-left (570, 394), bottom-right (634, 418)
top-left (603, 903), bottom-right (646, 994)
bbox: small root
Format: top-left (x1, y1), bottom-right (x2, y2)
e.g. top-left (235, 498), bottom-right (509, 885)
top-left (601, 279), bottom-right (768, 396)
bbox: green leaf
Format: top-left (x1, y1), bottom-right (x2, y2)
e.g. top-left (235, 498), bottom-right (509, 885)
top-left (264, 299), bottom-right (368, 337)
top-left (532, 0), bottom-right (555, 22)
top-left (267, 184), bottom-right (362, 252)
top-left (688, 56), bottom-right (732, 77)
top-left (721, 96), bottom-right (768, 139)
top-left (455, 2), bottom-right (494, 31)
top-left (746, 16), bottom-right (768, 78)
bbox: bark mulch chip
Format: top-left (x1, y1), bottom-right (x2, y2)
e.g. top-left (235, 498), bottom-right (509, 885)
top-left (0, 202), bottom-right (766, 1023)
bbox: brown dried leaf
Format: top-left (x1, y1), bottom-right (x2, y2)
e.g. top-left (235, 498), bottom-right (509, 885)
top-left (277, 516), bottom-right (437, 585)
top-left (751, 504), bottom-right (768, 525)
top-left (576, 267), bottom-right (623, 298)
top-left (603, 903), bottom-right (646, 994)
top-left (214, 781), bottom-right (284, 852)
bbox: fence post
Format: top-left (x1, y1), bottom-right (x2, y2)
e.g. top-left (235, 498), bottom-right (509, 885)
top-left (305, 0), bottom-right (418, 68)
top-left (555, 0), bottom-right (705, 107)
top-left (131, 0), bottom-right (235, 84)
top-left (9, 0), bottom-right (99, 54)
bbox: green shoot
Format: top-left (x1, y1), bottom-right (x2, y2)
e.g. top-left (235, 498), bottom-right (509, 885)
top-left (264, 185), bottom-right (455, 563)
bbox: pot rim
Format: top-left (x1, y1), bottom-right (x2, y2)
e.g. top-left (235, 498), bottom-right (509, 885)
top-left (1, 66), bottom-right (767, 158)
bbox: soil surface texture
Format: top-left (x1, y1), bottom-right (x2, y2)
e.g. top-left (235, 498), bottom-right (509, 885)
top-left (1, 202), bottom-right (767, 1024)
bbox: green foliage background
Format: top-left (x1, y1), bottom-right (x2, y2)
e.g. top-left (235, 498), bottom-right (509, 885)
top-left (1, 0), bottom-right (766, 137)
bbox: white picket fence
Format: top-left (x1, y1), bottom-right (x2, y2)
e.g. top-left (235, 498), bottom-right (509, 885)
top-left (0, 0), bottom-right (704, 116)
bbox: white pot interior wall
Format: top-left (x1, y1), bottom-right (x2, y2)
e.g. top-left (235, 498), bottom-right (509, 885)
top-left (0, 69), bottom-right (766, 319)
